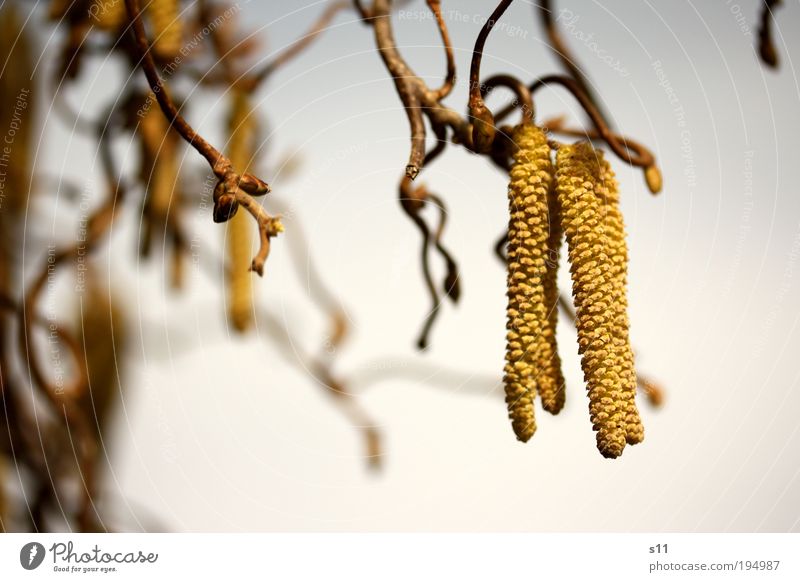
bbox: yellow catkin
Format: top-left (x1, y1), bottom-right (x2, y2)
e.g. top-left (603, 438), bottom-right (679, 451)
top-left (226, 90), bottom-right (256, 333)
top-left (78, 274), bottom-right (126, 447)
top-left (503, 124), bottom-right (554, 442)
top-left (146, 0), bottom-right (182, 60)
top-left (555, 142), bottom-right (627, 458)
top-left (537, 184), bottom-right (566, 414)
top-left (139, 96), bottom-right (180, 285)
top-left (91, 0), bottom-right (126, 31)
top-left (598, 156), bottom-right (644, 445)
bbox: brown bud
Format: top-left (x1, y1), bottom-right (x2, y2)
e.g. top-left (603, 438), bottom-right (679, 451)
top-left (239, 173), bottom-right (271, 196)
top-left (470, 105), bottom-right (496, 154)
top-left (213, 194), bottom-right (239, 223)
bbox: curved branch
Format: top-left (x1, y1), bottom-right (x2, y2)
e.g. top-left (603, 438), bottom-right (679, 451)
top-left (468, 0), bottom-right (515, 152)
top-left (427, 0), bottom-right (456, 100)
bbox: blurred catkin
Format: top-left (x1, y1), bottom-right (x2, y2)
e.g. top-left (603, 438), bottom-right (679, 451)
top-left (138, 94), bottom-right (183, 287)
top-left (146, 0), bottom-right (182, 60)
top-left (1, 2), bottom-right (35, 390)
top-left (226, 90), bottom-right (257, 333)
top-left (91, 0), bottom-right (126, 30)
top-left (598, 156), bottom-right (643, 445)
top-left (503, 124), bottom-right (553, 442)
top-left (555, 143), bottom-right (627, 458)
top-left (0, 3), bottom-right (34, 218)
top-left (77, 273), bottom-right (127, 450)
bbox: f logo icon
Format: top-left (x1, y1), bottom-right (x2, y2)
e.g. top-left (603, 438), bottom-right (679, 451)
top-left (19, 542), bottom-right (46, 570)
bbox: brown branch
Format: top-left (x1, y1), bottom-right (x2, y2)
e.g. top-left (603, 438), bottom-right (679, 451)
top-left (235, 191), bottom-right (284, 276)
top-left (541, 114), bottom-right (662, 194)
top-left (495, 75), bottom-right (658, 186)
top-left (427, 0), bottom-right (456, 100)
top-left (372, 0), bottom-right (427, 178)
top-left (369, 0), bottom-right (474, 176)
top-left (123, 0), bottom-right (269, 194)
top-left (468, 0), bottom-right (515, 152)
top-left (125, 0), bottom-right (282, 277)
top-left (480, 74), bottom-right (534, 124)
top-left (398, 125), bottom-right (460, 349)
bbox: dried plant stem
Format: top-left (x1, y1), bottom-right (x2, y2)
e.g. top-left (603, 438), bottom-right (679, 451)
top-left (370, 0), bottom-right (473, 177)
top-left (427, 0), bottom-right (456, 100)
top-left (398, 126), bottom-right (460, 349)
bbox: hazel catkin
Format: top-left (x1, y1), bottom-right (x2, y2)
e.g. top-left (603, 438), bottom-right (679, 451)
top-left (503, 123), bottom-right (554, 442)
top-left (226, 90), bottom-right (257, 333)
top-left (536, 184), bottom-right (567, 415)
top-left (555, 142), bottom-right (628, 458)
top-left (598, 156), bottom-right (644, 445)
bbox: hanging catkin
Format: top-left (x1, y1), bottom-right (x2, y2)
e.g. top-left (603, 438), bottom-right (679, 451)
top-left (138, 95), bottom-right (180, 286)
top-left (598, 156), bottom-right (644, 445)
top-left (555, 142), bottom-right (627, 458)
top-left (226, 90), bottom-right (257, 333)
top-left (146, 0), bottom-right (182, 60)
top-left (537, 184), bottom-right (566, 414)
top-left (503, 123), bottom-right (553, 442)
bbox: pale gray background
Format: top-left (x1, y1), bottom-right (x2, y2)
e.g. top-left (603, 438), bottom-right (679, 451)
top-left (24, 0), bottom-right (800, 531)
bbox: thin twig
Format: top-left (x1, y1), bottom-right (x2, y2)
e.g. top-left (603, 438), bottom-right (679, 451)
top-left (468, 0), bottom-right (515, 152)
top-left (427, 0), bottom-right (456, 100)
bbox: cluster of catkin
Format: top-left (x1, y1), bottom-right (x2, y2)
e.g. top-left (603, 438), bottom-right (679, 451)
top-left (503, 124), bottom-right (643, 458)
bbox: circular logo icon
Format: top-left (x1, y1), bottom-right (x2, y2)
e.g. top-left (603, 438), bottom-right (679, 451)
top-left (20, 542), bottom-right (46, 570)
